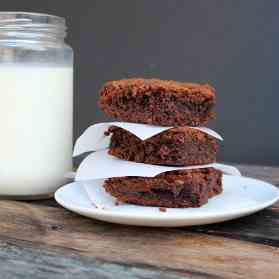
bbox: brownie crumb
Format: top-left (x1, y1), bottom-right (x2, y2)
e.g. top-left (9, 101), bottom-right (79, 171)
top-left (159, 207), bottom-right (167, 212)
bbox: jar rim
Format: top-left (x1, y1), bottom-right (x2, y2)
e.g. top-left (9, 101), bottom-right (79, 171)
top-left (0, 12), bottom-right (65, 25)
top-left (0, 12), bottom-right (67, 41)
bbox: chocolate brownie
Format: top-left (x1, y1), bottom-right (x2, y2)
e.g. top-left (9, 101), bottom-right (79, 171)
top-left (103, 168), bottom-right (222, 208)
top-left (106, 126), bottom-right (218, 166)
top-left (98, 78), bottom-right (216, 126)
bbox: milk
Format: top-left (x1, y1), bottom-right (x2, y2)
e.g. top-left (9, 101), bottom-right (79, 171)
top-left (0, 65), bottom-right (73, 196)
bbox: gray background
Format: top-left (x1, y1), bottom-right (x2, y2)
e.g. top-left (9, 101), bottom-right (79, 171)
top-left (0, 1), bottom-right (278, 165)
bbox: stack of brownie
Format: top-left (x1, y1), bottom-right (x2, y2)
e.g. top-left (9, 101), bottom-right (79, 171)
top-left (98, 78), bottom-right (222, 208)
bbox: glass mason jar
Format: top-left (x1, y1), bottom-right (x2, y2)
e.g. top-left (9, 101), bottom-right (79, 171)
top-left (0, 12), bottom-right (73, 199)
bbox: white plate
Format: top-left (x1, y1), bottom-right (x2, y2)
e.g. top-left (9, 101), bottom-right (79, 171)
top-left (55, 175), bottom-right (279, 227)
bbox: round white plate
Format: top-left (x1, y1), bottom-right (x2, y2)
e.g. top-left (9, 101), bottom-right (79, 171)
top-left (55, 175), bottom-right (279, 227)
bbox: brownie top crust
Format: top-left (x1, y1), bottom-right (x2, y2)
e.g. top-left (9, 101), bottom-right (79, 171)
top-left (99, 78), bottom-right (215, 99)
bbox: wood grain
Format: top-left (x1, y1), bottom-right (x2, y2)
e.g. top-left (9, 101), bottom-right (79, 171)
top-left (190, 205), bottom-right (279, 246)
top-left (0, 237), bottom-right (194, 279)
top-left (0, 201), bottom-right (279, 279)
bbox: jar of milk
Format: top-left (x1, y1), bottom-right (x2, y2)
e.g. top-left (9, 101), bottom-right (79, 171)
top-left (0, 12), bottom-right (73, 199)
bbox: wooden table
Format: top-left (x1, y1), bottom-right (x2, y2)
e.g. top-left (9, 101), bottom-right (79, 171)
top-left (0, 164), bottom-right (279, 279)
